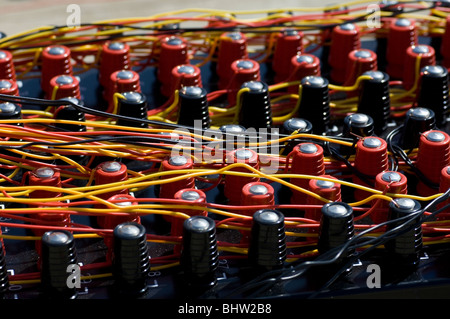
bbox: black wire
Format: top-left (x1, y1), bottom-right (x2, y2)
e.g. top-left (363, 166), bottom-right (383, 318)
top-left (385, 124), bottom-right (440, 189)
top-left (226, 188), bottom-right (450, 299)
top-left (308, 201), bottom-right (450, 299)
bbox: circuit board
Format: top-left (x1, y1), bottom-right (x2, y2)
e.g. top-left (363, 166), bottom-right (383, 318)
top-left (0, 0), bottom-right (450, 303)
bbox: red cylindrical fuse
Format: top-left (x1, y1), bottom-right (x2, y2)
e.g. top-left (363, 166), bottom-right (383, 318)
top-left (416, 130), bottom-right (450, 196)
top-left (171, 188), bottom-right (207, 246)
top-left (0, 79), bottom-right (19, 96)
top-left (239, 182), bottom-right (275, 244)
top-left (158, 36), bottom-right (189, 95)
top-left (290, 143), bottom-right (325, 206)
top-left (102, 194), bottom-right (140, 231)
top-left (0, 50), bottom-right (16, 81)
top-left (373, 171), bottom-right (408, 224)
top-left (305, 175), bottom-right (341, 222)
top-left (402, 44), bottom-right (436, 91)
top-left (287, 54), bottom-right (321, 85)
top-left (159, 155), bottom-right (195, 223)
top-left (344, 49), bottom-right (377, 86)
top-left (33, 202), bottom-right (72, 254)
top-left (386, 18), bottom-right (418, 79)
top-left (272, 28), bottom-right (304, 83)
top-left (224, 148), bottom-right (260, 205)
top-left (217, 31), bottom-right (248, 88)
top-left (48, 74), bottom-right (81, 100)
top-left (167, 64), bottom-right (202, 98)
top-left (98, 41), bottom-right (130, 89)
top-left (27, 167), bottom-right (69, 251)
top-left (227, 59), bottom-right (260, 106)
top-left (241, 182), bottom-right (275, 215)
top-left (41, 45), bottom-right (73, 96)
top-left (28, 167), bottom-right (62, 199)
top-left (353, 136), bottom-right (389, 202)
top-left (159, 155), bottom-right (195, 199)
top-left (437, 166), bottom-right (450, 219)
top-left (328, 23), bottom-right (361, 84)
top-left (441, 16), bottom-right (450, 68)
top-left (94, 161), bottom-right (129, 200)
top-left (106, 69), bottom-right (141, 111)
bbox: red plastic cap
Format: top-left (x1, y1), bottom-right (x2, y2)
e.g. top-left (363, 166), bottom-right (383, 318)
top-left (94, 161), bottom-right (129, 200)
top-left (217, 31), bottom-right (248, 84)
top-left (344, 49), bottom-right (377, 86)
top-left (328, 23), bottom-right (361, 84)
top-left (99, 41), bottom-right (131, 88)
top-left (272, 29), bottom-right (304, 82)
top-left (402, 44), bottom-right (435, 91)
top-left (48, 74), bottom-right (81, 100)
top-left (0, 50), bottom-right (16, 81)
top-left (224, 148), bottom-right (260, 205)
top-left (157, 36), bottom-right (189, 88)
top-left (165, 64), bottom-right (202, 98)
top-left (41, 45), bottom-right (73, 94)
top-left (416, 130), bottom-right (450, 196)
top-left (386, 18), bottom-right (418, 79)
top-left (28, 167), bottom-right (62, 199)
top-left (0, 79), bottom-right (19, 96)
top-left (106, 69), bottom-right (141, 109)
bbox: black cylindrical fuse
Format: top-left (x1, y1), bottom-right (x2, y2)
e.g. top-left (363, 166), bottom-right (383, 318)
top-left (112, 222), bottom-right (150, 296)
top-left (343, 113), bottom-right (375, 139)
top-left (116, 91), bottom-right (149, 128)
top-left (297, 76), bottom-right (331, 135)
top-left (341, 113), bottom-right (375, 156)
top-left (416, 65), bottom-right (449, 128)
top-left (318, 202), bottom-right (355, 255)
top-left (357, 70), bottom-right (391, 136)
top-left (401, 107), bottom-right (436, 150)
top-left (280, 118), bottom-right (313, 154)
top-left (238, 81), bottom-right (272, 129)
top-left (281, 117), bottom-right (313, 136)
top-left (385, 198), bottom-right (423, 267)
top-left (248, 209), bottom-right (287, 271)
top-left (54, 98), bottom-right (86, 132)
top-left (181, 216), bottom-right (219, 288)
top-left (177, 86), bottom-right (210, 129)
top-left (40, 230), bottom-right (78, 299)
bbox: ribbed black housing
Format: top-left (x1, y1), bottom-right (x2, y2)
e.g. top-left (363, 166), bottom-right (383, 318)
top-left (116, 91), bottom-right (149, 128)
top-left (318, 202), bottom-right (355, 255)
top-left (298, 76), bottom-right (330, 135)
top-left (40, 230), bottom-right (78, 299)
top-left (357, 71), bottom-right (391, 135)
top-left (238, 81), bottom-right (272, 129)
top-left (177, 86), bottom-right (210, 129)
top-left (385, 198), bottom-right (423, 267)
top-left (0, 241), bottom-right (8, 295)
top-left (280, 118), bottom-right (313, 154)
top-left (54, 103), bottom-right (86, 132)
top-left (181, 216), bottom-right (219, 288)
top-left (112, 222), bottom-right (150, 295)
top-left (248, 209), bottom-right (287, 271)
top-left (343, 113), bottom-right (375, 139)
top-left (417, 65), bottom-right (449, 128)
top-left (401, 107), bottom-right (436, 150)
